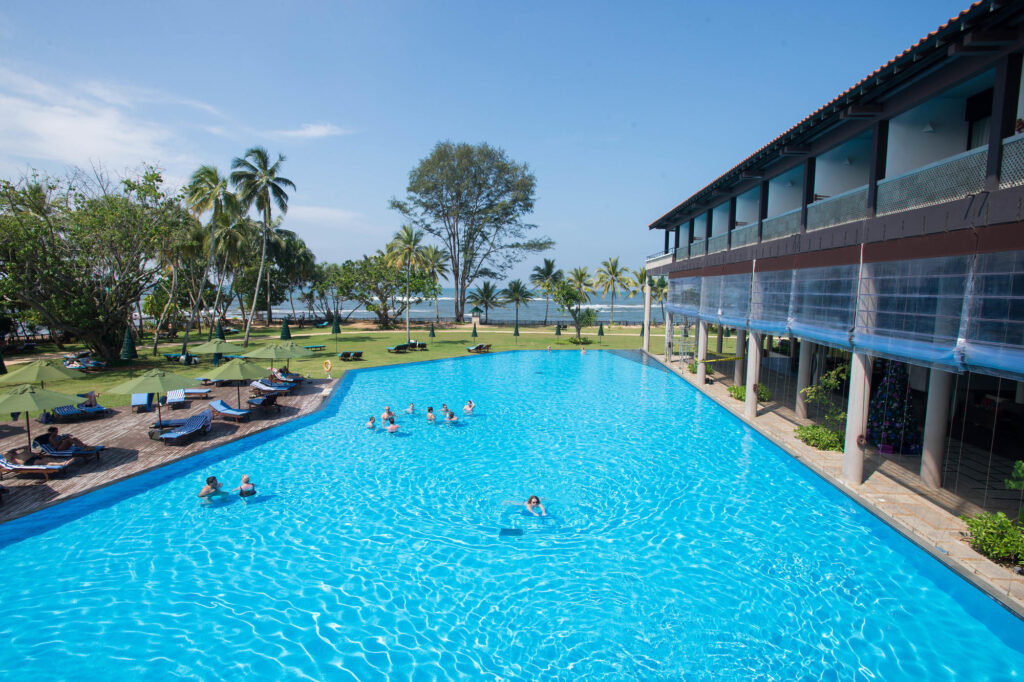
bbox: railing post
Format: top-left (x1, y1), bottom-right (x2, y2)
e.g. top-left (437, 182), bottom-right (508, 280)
top-left (987, 53), bottom-right (1023, 191)
top-left (800, 157), bottom-right (815, 233)
top-left (727, 196), bottom-right (737, 250)
top-left (867, 120), bottom-right (888, 217)
top-left (663, 229), bottom-right (670, 254)
top-left (758, 181), bottom-right (768, 244)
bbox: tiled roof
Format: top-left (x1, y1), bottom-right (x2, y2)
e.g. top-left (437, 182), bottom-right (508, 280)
top-left (650, 0), bottom-right (998, 229)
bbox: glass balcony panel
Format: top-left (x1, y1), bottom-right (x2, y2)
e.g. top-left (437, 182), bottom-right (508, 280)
top-left (806, 185), bottom-right (869, 231)
top-left (689, 239), bottom-right (706, 257)
top-left (761, 208), bottom-right (801, 241)
top-left (730, 223), bottom-right (758, 247)
top-left (876, 146), bottom-right (987, 216)
top-left (707, 233), bottom-right (729, 254)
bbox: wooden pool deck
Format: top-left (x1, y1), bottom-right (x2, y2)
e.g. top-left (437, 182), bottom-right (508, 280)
top-left (0, 379), bottom-right (336, 524)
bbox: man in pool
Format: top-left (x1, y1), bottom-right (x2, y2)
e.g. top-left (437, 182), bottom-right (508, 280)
top-left (444, 409), bottom-right (458, 423)
top-left (463, 400), bottom-right (474, 415)
top-left (426, 407), bottom-right (435, 423)
top-left (197, 476), bottom-right (224, 499)
top-left (386, 416), bottom-right (399, 433)
top-left (381, 406), bottom-right (395, 422)
top-left (405, 403), bottom-right (414, 414)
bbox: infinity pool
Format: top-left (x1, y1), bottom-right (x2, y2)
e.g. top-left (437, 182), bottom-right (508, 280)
top-left (1, 350), bottom-right (1022, 680)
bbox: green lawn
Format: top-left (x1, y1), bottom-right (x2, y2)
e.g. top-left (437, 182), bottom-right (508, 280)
top-left (3, 323), bottom-right (660, 408)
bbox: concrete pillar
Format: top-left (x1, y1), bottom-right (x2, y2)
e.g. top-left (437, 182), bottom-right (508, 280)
top-left (696, 321), bottom-right (708, 387)
top-left (920, 369), bottom-right (954, 489)
top-left (734, 329), bottom-right (746, 386)
top-left (664, 312), bottom-right (674, 363)
top-left (715, 326), bottom-right (724, 354)
top-left (795, 339), bottom-right (814, 419)
top-left (744, 331), bottom-right (761, 418)
top-left (842, 352), bottom-right (872, 486)
top-left (642, 282), bottom-right (651, 353)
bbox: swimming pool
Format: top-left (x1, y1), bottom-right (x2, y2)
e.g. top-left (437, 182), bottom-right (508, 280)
top-left (1, 350), bottom-right (1022, 680)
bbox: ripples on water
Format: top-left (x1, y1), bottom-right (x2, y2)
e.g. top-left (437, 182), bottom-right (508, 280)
top-left (1, 351), bottom-right (1022, 680)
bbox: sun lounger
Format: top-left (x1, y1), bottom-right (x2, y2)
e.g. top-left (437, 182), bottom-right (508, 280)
top-left (151, 417), bottom-right (189, 429)
top-left (0, 456), bottom-right (75, 482)
top-left (52, 404), bottom-right (105, 421)
top-left (338, 351), bottom-right (352, 361)
top-left (131, 393), bottom-right (154, 413)
top-left (33, 438), bottom-right (105, 462)
top-left (387, 343), bottom-right (409, 353)
top-left (410, 341), bottom-right (428, 350)
top-left (273, 368), bottom-right (304, 383)
top-left (247, 393), bottom-right (281, 412)
top-left (315, 320), bottom-right (330, 328)
top-left (183, 388), bottom-right (211, 399)
top-left (164, 389), bottom-right (188, 409)
top-left (350, 351), bottom-right (363, 360)
top-left (158, 409), bottom-right (212, 445)
top-left (210, 399), bottom-right (250, 422)
top-left (303, 344), bottom-right (325, 351)
top-left (466, 344), bottom-right (485, 353)
top-left (249, 380), bottom-right (293, 396)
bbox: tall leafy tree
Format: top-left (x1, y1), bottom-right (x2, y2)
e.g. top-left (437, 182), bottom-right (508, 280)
top-left (651, 275), bottom-right (668, 323)
top-left (385, 225), bottom-right (426, 343)
top-left (594, 257), bottom-right (631, 325)
top-left (567, 267), bottom-right (593, 301)
top-left (501, 279), bottom-right (533, 331)
top-left (553, 281), bottom-right (598, 341)
top-left (419, 245), bottom-right (449, 322)
top-left (530, 258), bottom-right (563, 326)
top-left (349, 253), bottom-right (437, 328)
top-left (466, 281), bottom-right (503, 324)
top-left (390, 141), bottom-right (552, 322)
top-left (230, 146), bottom-right (295, 347)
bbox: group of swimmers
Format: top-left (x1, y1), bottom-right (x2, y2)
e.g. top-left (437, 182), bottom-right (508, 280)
top-left (366, 400), bottom-right (475, 432)
top-left (198, 474), bottom-right (256, 501)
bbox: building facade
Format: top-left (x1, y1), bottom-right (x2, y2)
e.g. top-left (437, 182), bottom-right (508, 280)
top-left (643, 0), bottom-right (1024, 501)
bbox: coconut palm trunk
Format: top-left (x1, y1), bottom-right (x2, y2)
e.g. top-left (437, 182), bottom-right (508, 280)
top-left (152, 264), bottom-right (178, 355)
top-left (243, 209), bottom-right (269, 347)
top-left (405, 267), bottom-right (411, 344)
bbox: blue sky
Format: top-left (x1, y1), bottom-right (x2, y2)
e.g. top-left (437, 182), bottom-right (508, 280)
top-left (0, 0), bottom-right (969, 282)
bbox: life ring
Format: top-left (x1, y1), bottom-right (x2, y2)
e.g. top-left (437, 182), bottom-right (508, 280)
top-left (323, 359), bottom-right (332, 372)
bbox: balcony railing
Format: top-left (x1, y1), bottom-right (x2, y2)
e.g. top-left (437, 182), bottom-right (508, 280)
top-left (689, 239), bottom-right (706, 257)
top-left (876, 146), bottom-right (987, 217)
top-left (761, 208), bottom-right (801, 241)
top-left (999, 133), bottom-right (1024, 190)
top-left (731, 223), bottom-right (758, 247)
top-left (645, 249), bottom-right (673, 267)
top-left (806, 185), bottom-right (869, 231)
top-left (707, 233), bottom-right (729, 254)
top-left (675, 246), bottom-right (688, 260)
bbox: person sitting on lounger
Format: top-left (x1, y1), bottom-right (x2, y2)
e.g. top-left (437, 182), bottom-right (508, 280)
top-left (45, 427), bottom-right (86, 451)
top-left (366, 416), bottom-right (376, 430)
top-left (81, 391), bottom-right (99, 407)
top-left (426, 406), bottom-right (435, 423)
top-left (198, 476), bottom-right (224, 499)
top-left (386, 416), bottom-right (399, 433)
top-left (405, 403), bottom-right (415, 414)
top-left (463, 400), bottom-right (475, 415)
top-left (232, 475), bottom-right (256, 498)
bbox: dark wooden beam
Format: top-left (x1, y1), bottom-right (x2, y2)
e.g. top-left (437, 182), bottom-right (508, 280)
top-left (963, 29), bottom-right (1021, 46)
top-left (841, 103), bottom-right (884, 119)
top-left (987, 53), bottom-right (1023, 190)
top-left (740, 170), bottom-right (764, 179)
top-left (866, 120), bottom-right (889, 215)
top-left (781, 144), bottom-right (811, 157)
top-left (728, 196), bottom-right (737, 250)
top-left (800, 157), bottom-right (816, 233)
top-left (758, 180), bottom-right (769, 244)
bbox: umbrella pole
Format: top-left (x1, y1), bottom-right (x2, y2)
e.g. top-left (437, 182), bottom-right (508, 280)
top-left (157, 395), bottom-right (163, 426)
top-left (25, 412), bottom-right (31, 454)
top-left (237, 384), bottom-right (242, 411)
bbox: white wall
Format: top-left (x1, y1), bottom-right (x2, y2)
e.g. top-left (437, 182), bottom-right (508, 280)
top-left (736, 187), bottom-right (759, 225)
top-left (693, 214), bottom-right (707, 240)
top-left (711, 202), bottom-right (730, 236)
top-left (815, 135), bottom-right (871, 197)
top-left (767, 165), bottom-right (803, 217)
top-left (886, 98), bottom-right (969, 178)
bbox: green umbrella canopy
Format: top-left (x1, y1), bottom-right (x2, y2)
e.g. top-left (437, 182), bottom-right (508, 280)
top-left (203, 358), bottom-right (272, 409)
top-left (0, 351), bottom-right (6, 375)
top-left (244, 341), bottom-right (314, 361)
top-left (470, 306), bottom-right (483, 315)
top-left (189, 339), bottom-right (245, 355)
top-left (471, 323), bottom-right (478, 338)
top-left (331, 314), bottom-right (341, 335)
top-left (0, 359), bottom-right (84, 387)
top-left (107, 368), bottom-right (198, 395)
top-left (280, 319), bottom-right (292, 340)
top-left (120, 328), bottom-right (138, 361)
top-left (0, 384), bottom-right (85, 451)
top-left (429, 322), bottom-right (435, 338)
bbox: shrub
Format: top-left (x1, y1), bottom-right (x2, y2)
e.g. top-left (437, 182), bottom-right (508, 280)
top-left (568, 336), bottom-right (593, 345)
top-left (727, 383), bottom-right (772, 402)
top-left (727, 385), bottom-right (745, 401)
top-left (794, 424), bottom-right (844, 452)
top-left (961, 512), bottom-right (1024, 565)
top-left (687, 361), bottom-right (698, 374)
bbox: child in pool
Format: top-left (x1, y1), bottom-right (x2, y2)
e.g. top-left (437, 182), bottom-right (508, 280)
top-left (426, 406), bottom-right (435, 423)
top-left (366, 416), bottom-right (376, 429)
top-left (233, 474), bottom-right (256, 498)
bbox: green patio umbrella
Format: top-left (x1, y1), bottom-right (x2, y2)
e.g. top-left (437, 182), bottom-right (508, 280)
top-left (471, 323), bottom-right (478, 338)
top-left (555, 323), bottom-right (561, 336)
top-left (245, 340), bottom-right (313, 374)
top-left (280, 318), bottom-right (292, 340)
top-left (0, 351), bottom-right (6, 375)
top-left (120, 328), bottom-right (138, 376)
top-left (598, 321), bottom-right (604, 344)
top-left (0, 359), bottom-right (85, 389)
top-left (213, 321), bottom-right (226, 366)
top-left (513, 323), bottom-right (519, 345)
top-left (332, 313), bottom-right (341, 354)
top-left (429, 322), bottom-right (435, 338)
top-left (0, 384), bottom-right (84, 451)
top-left (108, 368), bottom-right (198, 425)
top-left (190, 338), bottom-right (245, 355)
top-left (203, 358), bottom-right (271, 409)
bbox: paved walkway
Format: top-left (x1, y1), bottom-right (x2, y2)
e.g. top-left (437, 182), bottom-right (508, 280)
top-left (651, 351), bottom-right (1024, 617)
top-left (0, 379), bottom-right (335, 523)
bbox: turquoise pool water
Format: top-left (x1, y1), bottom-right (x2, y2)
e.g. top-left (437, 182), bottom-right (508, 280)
top-left (1, 350), bottom-right (1022, 680)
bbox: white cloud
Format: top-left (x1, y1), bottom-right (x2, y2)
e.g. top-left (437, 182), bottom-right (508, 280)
top-left (284, 204), bottom-right (395, 263)
top-left (271, 123), bottom-right (350, 139)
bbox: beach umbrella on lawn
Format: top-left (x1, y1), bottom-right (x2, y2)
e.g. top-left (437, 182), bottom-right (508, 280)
top-left (190, 338), bottom-right (245, 372)
top-left (0, 351), bottom-right (6, 375)
top-left (513, 323), bottom-right (519, 345)
top-left (280, 318), bottom-right (292, 340)
top-left (0, 359), bottom-right (85, 390)
top-left (120, 327), bottom-right (138, 376)
top-left (471, 323), bottom-right (478, 339)
top-left (245, 340), bottom-right (313, 374)
top-left (213, 321), bottom-right (226, 365)
top-left (332, 313), bottom-right (341, 354)
top-left (598, 322), bottom-right (604, 344)
top-left (555, 323), bottom-right (561, 336)
top-left (108, 368), bottom-right (198, 426)
top-left (202, 358), bottom-right (271, 409)
top-left (429, 322), bottom-right (435, 338)
top-left (0, 385), bottom-right (84, 452)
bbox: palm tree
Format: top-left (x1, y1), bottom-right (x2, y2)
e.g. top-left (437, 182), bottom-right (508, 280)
top-left (567, 267), bottom-right (593, 301)
top-left (651, 276), bottom-right (668, 323)
top-left (530, 258), bottom-right (563, 326)
top-left (230, 146), bottom-right (295, 347)
top-left (594, 257), bottom-right (631, 325)
top-left (419, 245), bottom-right (449, 321)
top-left (501, 279), bottom-right (534, 331)
top-left (206, 212), bottom-right (250, 338)
top-left (467, 281), bottom-right (503, 324)
top-left (385, 225), bottom-right (425, 343)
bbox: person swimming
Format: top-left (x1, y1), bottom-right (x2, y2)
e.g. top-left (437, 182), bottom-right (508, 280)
top-left (366, 416), bottom-right (376, 429)
top-left (381, 406), bottom-right (395, 422)
top-left (405, 403), bottom-right (414, 414)
top-left (426, 406), bottom-right (435, 423)
top-left (444, 409), bottom-right (458, 423)
top-left (232, 474), bottom-right (256, 498)
top-left (386, 416), bottom-right (399, 433)
top-left (503, 495), bottom-right (547, 517)
top-left (463, 400), bottom-right (474, 415)
top-left (197, 476), bottom-right (224, 499)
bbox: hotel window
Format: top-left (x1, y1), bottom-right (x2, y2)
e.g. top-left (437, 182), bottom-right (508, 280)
top-left (966, 88), bottom-right (992, 150)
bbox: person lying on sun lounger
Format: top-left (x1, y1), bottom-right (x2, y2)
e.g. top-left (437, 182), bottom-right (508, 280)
top-left (45, 427), bottom-right (87, 451)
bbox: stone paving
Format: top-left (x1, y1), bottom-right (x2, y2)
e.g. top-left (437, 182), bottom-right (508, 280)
top-left (650, 351), bottom-right (1024, 617)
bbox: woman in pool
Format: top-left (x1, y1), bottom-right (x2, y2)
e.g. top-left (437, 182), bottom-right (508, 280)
top-left (232, 475), bottom-right (256, 498)
top-left (366, 416), bottom-right (376, 429)
top-left (426, 406), bottom-right (435, 423)
top-left (463, 400), bottom-right (474, 415)
top-left (504, 495), bottom-right (547, 517)
top-left (386, 416), bottom-right (399, 433)
top-left (405, 403), bottom-right (415, 414)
